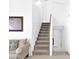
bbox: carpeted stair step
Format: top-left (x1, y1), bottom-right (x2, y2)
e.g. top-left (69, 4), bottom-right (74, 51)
top-left (40, 29), bottom-right (49, 31)
top-left (37, 39), bottom-right (49, 41)
top-left (40, 31), bottom-right (49, 33)
top-left (38, 34), bottom-right (49, 37)
top-left (35, 43), bottom-right (49, 47)
top-left (35, 46), bottom-right (49, 50)
top-left (41, 26), bottom-right (49, 27)
top-left (40, 30), bottom-right (49, 32)
top-left (37, 37), bottom-right (49, 40)
top-left (35, 44), bottom-right (49, 47)
top-left (42, 23), bottom-right (50, 26)
top-left (36, 40), bottom-right (49, 43)
top-left (36, 41), bottom-right (49, 45)
top-left (41, 26), bottom-right (49, 28)
top-left (33, 50), bottom-right (49, 55)
top-left (39, 32), bottom-right (49, 34)
top-left (41, 27), bottom-right (49, 29)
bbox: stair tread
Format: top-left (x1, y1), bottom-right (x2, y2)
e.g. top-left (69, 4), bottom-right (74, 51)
top-left (34, 49), bottom-right (49, 52)
top-left (40, 31), bottom-right (49, 32)
top-left (35, 46), bottom-right (49, 49)
top-left (39, 33), bottom-right (49, 34)
top-left (42, 24), bottom-right (50, 26)
top-left (39, 31), bottom-right (49, 32)
top-left (36, 42), bottom-right (49, 45)
top-left (34, 50), bottom-right (49, 53)
top-left (38, 37), bottom-right (49, 39)
top-left (37, 40), bottom-right (49, 43)
top-left (33, 52), bottom-right (49, 55)
top-left (39, 32), bottom-right (49, 34)
top-left (38, 36), bottom-right (48, 37)
top-left (41, 26), bottom-right (49, 28)
top-left (35, 44), bottom-right (49, 47)
top-left (35, 47), bottom-right (49, 50)
top-left (39, 34), bottom-right (48, 35)
top-left (41, 27), bottom-right (49, 28)
top-left (37, 39), bottom-right (49, 40)
top-left (39, 36), bottom-right (49, 38)
top-left (41, 28), bottom-right (49, 30)
top-left (37, 40), bottom-right (49, 42)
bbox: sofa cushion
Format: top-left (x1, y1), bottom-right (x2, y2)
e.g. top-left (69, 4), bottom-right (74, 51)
top-left (9, 53), bottom-right (16, 59)
top-left (9, 50), bottom-right (16, 54)
top-left (9, 40), bottom-right (19, 51)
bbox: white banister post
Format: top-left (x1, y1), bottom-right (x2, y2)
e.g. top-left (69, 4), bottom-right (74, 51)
top-left (49, 14), bottom-right (53, 56)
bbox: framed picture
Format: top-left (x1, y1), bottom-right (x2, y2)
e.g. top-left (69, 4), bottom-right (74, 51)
top-left (9, 16), bottom-right (23, 32)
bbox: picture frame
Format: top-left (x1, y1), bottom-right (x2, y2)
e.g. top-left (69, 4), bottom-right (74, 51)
top-left (9, 16), bottom-right (23, 32)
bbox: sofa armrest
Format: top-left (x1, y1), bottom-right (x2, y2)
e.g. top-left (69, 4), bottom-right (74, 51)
top-left (16, 45), bottom-right (29, 59)
top-left (16, 47), bottom-right (22, 54)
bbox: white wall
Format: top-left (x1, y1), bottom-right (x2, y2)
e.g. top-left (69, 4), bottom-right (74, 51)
top-left (51, 2), bottom-right (67, 26)
top-left (41, 0), bottom-right (69, 26)
top-left (42, 2), bottom-right (49, 22)
top-left (63, 1), bottom-right (70, 53)
top-left (32, 0), bottom-right (43, 55)
top-left (42, 1), bottom-right (52, 22)
top-left (9, 0), bottom-right (32, 40)
top-left (63, 16), bottom-right (70, 54)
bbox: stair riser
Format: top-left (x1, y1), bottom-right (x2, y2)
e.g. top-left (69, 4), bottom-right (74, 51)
top-left (35, 46), bottom-right (49, 49)
top-left (35, 47), bottom-right (49, 49)
top-left (40, 31), bottom-right (49, 33)
top-left (37, 38), bottom-right (49, 40)
top-left (35, 47), bottom-right (49, 50)
top-left (41, 26), bottom-right (49, 28)
top-left (39, 34), bottom-right (48, 37)
top-left (39, 33), bottom-right (49, 35)
top-left (33, 52), bottom-right (49, 55)
top-left (39, 32), bottom-right (49, 34)
top-left (38, 36), bottom-right (49, 38)
top-left (35, 44), bottom-right (49, 46)
top-left (37, 38), bottom-right (49, 42)
top-left (40, 28), bottom-right (49, 30)
top-left (42, 24), bottom-right (50, 26)
top-left (36, 42), bottom-right (49, 45)
top-left (40, 29), bottom-right (49, 31)
top-left (37, 40), bottom-right (49, 42)
top-left (35, 46), bottom-right (49, 50)
top-left (40, 31), bottom-right (49, 32)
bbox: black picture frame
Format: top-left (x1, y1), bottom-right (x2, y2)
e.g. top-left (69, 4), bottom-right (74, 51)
top-left (9, 16), bottom-right (23, 32)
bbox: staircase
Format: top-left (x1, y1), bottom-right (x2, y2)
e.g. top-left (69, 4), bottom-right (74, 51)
top-left (33, 23), bottom-right (50, 55)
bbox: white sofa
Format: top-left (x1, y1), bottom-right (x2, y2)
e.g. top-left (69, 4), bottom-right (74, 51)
top-left (9, 39), bottom-right (30, 59)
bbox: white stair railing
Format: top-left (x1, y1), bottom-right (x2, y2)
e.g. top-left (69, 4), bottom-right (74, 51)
top-left (49, 14), bottom-right (53, 56)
